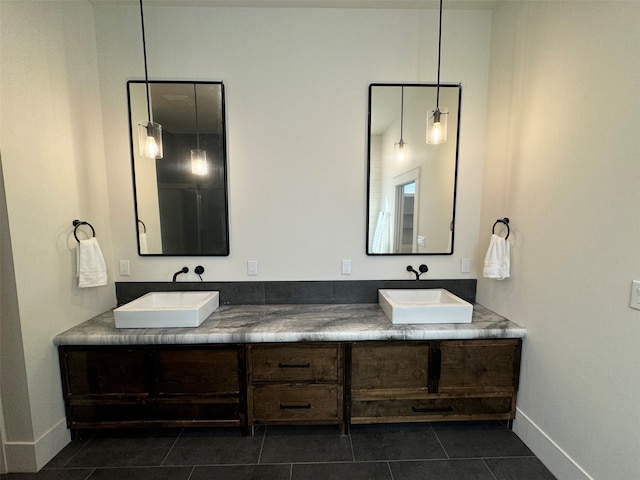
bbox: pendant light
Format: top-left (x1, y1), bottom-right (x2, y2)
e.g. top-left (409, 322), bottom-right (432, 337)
top-left (426, 0), bottom-right (448, 145)
top-left (394, 86), bottom-right (408, 160)
top-left (191, 84), bottom-right (207, 176)
top-left (137, 0), bottom-right (163, 159)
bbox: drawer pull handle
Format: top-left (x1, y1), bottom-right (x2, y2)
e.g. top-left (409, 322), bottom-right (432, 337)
top-left (280, 403), bottom-right (312, 410)
top-left (278, 362), bottom-right (311, 368)
top-left (411, 406), bottom-right (453, 413)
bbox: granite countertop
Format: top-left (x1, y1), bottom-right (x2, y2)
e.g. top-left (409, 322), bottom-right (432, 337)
top-left (54, 303), bottom-right (526, 346)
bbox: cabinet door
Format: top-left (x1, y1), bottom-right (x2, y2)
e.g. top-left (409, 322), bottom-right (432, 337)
top-left (151, 346), bottom-right (242, 425)
top-left (351, 342), bottom-right (430, 391)
top-left (62, 347), bottom-right (148, 396)
top-left (154, 347), bottom-right (240, 395)
top-left (60, 347), bottom-right (149, 427)
top-left (438, 339), bottom-right (521, 393)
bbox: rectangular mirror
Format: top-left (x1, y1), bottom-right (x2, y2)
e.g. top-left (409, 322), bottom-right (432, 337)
top-left (127, 81), bottom-right (229, 256)
top-left (367, 83), bottom-right (461, 255)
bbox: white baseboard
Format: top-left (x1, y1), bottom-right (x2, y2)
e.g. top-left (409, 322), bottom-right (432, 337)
top-left (514, 408), bottom-right (594, 480)
top-left (4, 418), bottom-right (70, 473)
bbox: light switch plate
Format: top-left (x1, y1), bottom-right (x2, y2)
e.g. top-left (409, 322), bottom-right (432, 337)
top-left (341, 259), bottom-right (352, 275)
top-left (630, 280), bottom-right (640, 310)
top-left (461, 258), bottom-right (471, 273)
top-left (119, 260), bottom-right (130, 276)
top-left (247, 260), bottom-right (258, 276)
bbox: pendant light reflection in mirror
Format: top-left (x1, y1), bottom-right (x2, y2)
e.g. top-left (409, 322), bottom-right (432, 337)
top-left (426, 0), bottom-right (448, 145)
top-left (137, 0), bottom-right (163, 159)
top-left (191, 83), bottom-right (207, 175)
top-left (394, 86), bottom-right (408, 161)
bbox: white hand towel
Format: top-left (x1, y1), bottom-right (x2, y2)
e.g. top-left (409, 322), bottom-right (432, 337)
top-left (76, 237), bottom-right (107, 288)
top-left (139, 232), bottom-right (148, 254)
top-left (483, 234), bottom-right (511, 280)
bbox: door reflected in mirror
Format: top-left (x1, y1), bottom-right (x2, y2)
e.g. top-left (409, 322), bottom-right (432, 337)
top-left (127, 81), bottom-right (229, 256)
top-left (367, 83), bottom-right (461, 255)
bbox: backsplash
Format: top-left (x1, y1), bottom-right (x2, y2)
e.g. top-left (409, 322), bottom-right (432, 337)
top-left (115, 279), bottom-right (477, 306)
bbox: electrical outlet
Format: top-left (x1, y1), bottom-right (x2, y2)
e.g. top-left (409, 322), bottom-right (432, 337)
top-left (247, 260), bottom-right (258, 276)
top-left (341, 259), bottom-right (352, 275)
top-left (119, 260), bottom-right (130, 276)
top-left (630, 280), bottom-right (640, 310)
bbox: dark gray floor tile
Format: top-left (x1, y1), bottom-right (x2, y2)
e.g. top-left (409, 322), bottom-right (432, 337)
top-left (292, 462), bottom-right (392, 480)
top-left (65, 430), bottom-right (181, 468)
top-left (431, 421), bottom-right (533, 458)
top-left (484, 457), bottom-right (557, 480)
top-left (42, 434), bottom-right (94, 469)
top-left (191, 464), bottom-right (291, 480)
top-left (162, 427), bottom-right (263, 465)
top-left (389, 459), bottom-right (495, 480)
top-left (87, 467), bottom-right (192, 480)
top-left (351, 423), bottom-right (446, 461)
top-left (0, 471), bottom-right (92, 480)
top-left (259, 425), bottom-right (352, 463)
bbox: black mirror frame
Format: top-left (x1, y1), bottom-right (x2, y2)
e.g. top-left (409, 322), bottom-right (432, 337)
top-left (365, 82), bottom-right (462, 256)
top-left (126, 80), bottom-right (230, 257)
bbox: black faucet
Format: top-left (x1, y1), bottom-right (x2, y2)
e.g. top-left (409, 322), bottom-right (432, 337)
top-left (172, 267), bottom-right (189, 282)
top-left (406, 264), bottom-right (428, 280)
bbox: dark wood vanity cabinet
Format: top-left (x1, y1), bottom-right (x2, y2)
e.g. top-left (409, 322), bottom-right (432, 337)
top-left (58, 345), bottom-right (245, 431)
top-left (348, 339), bottom-right (521, 424)
top-left (58, 338), bottom-right (520, 434)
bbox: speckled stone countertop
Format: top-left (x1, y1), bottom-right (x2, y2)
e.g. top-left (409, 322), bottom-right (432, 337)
top-left (54, 303), bottom-right (525, 346)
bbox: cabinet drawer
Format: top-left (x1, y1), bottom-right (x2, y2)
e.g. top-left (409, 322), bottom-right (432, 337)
top-left (69, 404), bottom-right (146, 424)
top-left (351, 342), bottom-right (430, 390)
top-left (252, 386), bottom-right (338, 421)
top-left (155, 347), bottom-right (239, 395)
top-left (250, 345), bottom-right (338, 382)
top-left (147, 402), bottom-right (240, 423)
top-left (351, 395), bottom-right (515, 422)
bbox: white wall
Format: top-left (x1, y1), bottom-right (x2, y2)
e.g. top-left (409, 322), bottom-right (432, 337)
top-left (95, 5), bottom-right (491, 282)
top-left (478, 2), bottom-right (640, 479)
top-left (0, 0), bottom-right (115, 471)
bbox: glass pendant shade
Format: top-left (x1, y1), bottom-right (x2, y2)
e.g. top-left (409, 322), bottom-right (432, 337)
top-left (426, 107), bottom-right (448, 145)
top-left (138, 121), bottom-right (163, 159)
top-left (191, 149), bottom-right (207, 175)
top-left (395, 139), bottom-right (408, 161)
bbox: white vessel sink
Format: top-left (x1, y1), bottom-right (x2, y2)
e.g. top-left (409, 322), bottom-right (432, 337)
top-left (378, 289), bottom-right (473, 324)
top-left (114, 291), bottom-right (219, 329)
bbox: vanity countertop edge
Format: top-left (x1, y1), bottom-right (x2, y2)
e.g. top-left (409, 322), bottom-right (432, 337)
top-left (53, 303), bottom-right (525, 346)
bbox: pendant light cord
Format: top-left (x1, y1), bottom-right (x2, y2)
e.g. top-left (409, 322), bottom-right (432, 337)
top-left (139, 0), bottom-right (152, 123)
top-left (435, 0), bottom-right (443, 109)
top-left (194, 84), bottom-right (200, 149)
top-left (400, 86), bottom-right (404, 141)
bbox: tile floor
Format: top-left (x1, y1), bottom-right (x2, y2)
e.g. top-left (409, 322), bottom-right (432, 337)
top-left (0, 421), bottom-right (557, 480)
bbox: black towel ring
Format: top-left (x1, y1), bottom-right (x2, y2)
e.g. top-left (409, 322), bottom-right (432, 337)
top-left (492, 217), bottom-right (510, 240)
top-left (72, 219), bottom-right (95, 243)
top-left (138, 220), bottom-right (146, 233)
